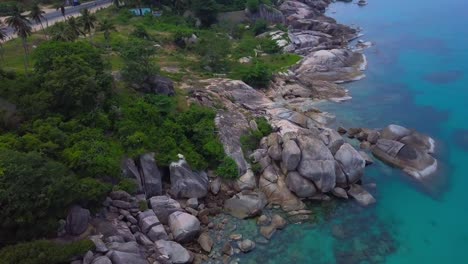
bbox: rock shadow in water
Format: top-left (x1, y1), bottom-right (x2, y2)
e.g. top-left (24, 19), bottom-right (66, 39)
top-left (423, 70), bottom-right (464, 85)
top-left (331, 204), bottom-right (398, 264)
top-left (453, 129), bottom-right (468, 152)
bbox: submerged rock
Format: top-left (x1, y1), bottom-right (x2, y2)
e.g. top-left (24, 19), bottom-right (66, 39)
top-left (238, 239), bottom-right (256, 252)
top-left (347, 184), bottom-right (376, 206)
top-left (198, 232), bottom-right (214, 252)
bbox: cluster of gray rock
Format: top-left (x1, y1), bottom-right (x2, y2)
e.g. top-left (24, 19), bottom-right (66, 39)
top-left (122, 153), bottom-right (209, 199)
top-left (279, 0), bottom-right (359, 55)
top-left (68, 190), bottom-right (206, 264)
top-left (254, 128), bottom-right (376, 207)
top-left (341, 124), bottom-right (438, 181)
top-left (66, 152), bottom-right (224, 264)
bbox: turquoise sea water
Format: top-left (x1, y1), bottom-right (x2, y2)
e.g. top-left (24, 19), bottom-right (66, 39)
top-left (238, 0), bottom-right (468, 263)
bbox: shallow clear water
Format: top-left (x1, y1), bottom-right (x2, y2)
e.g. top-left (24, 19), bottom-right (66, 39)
top-left (238, 0), bottom-right (468, 263)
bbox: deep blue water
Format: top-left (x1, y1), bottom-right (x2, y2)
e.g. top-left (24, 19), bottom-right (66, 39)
top-left (238, 0), bottom-right (468, 263)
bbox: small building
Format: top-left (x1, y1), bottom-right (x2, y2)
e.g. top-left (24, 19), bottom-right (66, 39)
top-left (130, 8), bottom-right (152, 16)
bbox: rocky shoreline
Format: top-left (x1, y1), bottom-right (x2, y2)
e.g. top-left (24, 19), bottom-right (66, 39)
top-left (65, 1), bottom-right (440, 264)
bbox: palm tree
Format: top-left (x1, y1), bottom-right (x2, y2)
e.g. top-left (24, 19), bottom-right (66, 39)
top-left (29, 2), bottom-right (48, 39)
top-left (79, 9), bottom-right (96, 38)
top-left (0, 21), bottom-right (8, 61)
top-left (98, 19), bottom-right (116, 48)
top-left (6, 6), bottom-right (32, 73)
top-left (49, 22), bottom-right (78, 42)
top-left (67, 17), bottom-right (84, 38)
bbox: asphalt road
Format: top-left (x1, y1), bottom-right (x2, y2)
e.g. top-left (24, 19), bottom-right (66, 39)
top-left (4, 0), bottom-right (112, 37)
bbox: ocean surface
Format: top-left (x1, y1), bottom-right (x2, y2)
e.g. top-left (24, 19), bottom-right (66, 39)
top-left (238, 0), bottom-right (468, 263)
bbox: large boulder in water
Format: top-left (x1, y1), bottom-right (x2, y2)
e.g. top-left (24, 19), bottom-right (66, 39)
top-left (168, 211), bottom-right (201, 243)
top-left (66, 205), bottom-right (90, 236)
top-left (400, 131), bottom-right (435, 153)
top-left (296, 135), bottom-right (336, 192)
top-left (347, 184), bottom-right (376, 206)
top-left (334, 143), bottom-right (366, 185)
top-left (169, 159), bottom-right (209, 198)
top-left (294, 49), bottom-right (366, 83)
top-left (224, 191), bottom-right (267, 219)
top-left (138, 153), bottom-right (163, 198)
top-left (286, 171), bottom-right (317, 198)
top-left (155, 240), bottom-right (193, 263)
top-left (149, 196), bottom-right (183, 224)
top-left (372, 139), bottom-right (437, 180)
top-left (380, 124), bottom-right (411, 141)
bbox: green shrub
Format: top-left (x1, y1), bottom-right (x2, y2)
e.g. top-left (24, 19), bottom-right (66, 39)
top-left (240, 117), bottom-right (272, 154)
top-left (253, 19), bottom-right (268, 35)
top-left (246, 0), bottom-right (260, 13)
top-left (0, 149), bottom-right (78, 242)
top-left (240, 129), bottom-right (263, 153)
top-left (131, 24), bottom-right (151, 40)
top-left (256, 116), bottom-right (273, 136)
top-left (173, 28), bottom-right (195, 48)
top-left (139, 200), bottom-right (149, 211)
top-left (0, 239), bottom-right (94, 264)
top-left (216, 156), bottom-right (239, 179)
top-left (74, 177), bottom-right (112, 207)
top-left (238, 61), bottom-right (272, 88)
top-left (259, 38), bottom-right (281, 54)
top-left (115, 178), bottom-right (139, 194)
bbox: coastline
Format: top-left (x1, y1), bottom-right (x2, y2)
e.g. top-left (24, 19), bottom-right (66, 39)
top-left (56, 1), bottom-right (445, 264)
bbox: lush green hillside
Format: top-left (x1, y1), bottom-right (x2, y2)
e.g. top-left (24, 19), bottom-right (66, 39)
top-left (0, 0), bottom-right (297, 252)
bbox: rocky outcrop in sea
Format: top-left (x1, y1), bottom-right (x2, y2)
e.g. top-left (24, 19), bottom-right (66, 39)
top-left (67, 1), bottom-right (439, 263)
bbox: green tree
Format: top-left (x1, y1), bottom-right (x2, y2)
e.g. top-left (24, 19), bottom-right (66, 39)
top-left (67, 16), bottom-right (84, 39)
top-left (246, 0), bottom-right (260, 13)
top-left (41, 55), bottom-right (106, 116)
top-left (97, 19), bottom-right (116, 48)
top-left (5, 6), bottom-right (32, 73)
top-left (49, 22), bottom-right (79, 42)
top-left (0, 149), bottom-right (78, 242)
top-left (79, 9), bottom-right (96, 38)
top-left (195, 33), bottom-right (231, 73)
top-left (33, 41), bottom-right (105, 76)
top-left (238, 60), bottom-right (272, 88)
top-left (0, 21), bottom-right (7, 60)
top-left (120, 38), bottom-right (159, 84)
top-left (191, 0), bottom-right (219, 27)
top-left (0, 239), bottom-right (94, 264)
top-left (29, 2), bottom-right (47, 39)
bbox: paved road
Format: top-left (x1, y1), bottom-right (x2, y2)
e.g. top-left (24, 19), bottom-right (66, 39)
top-left (4, 0), bottom-right (112, 38)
